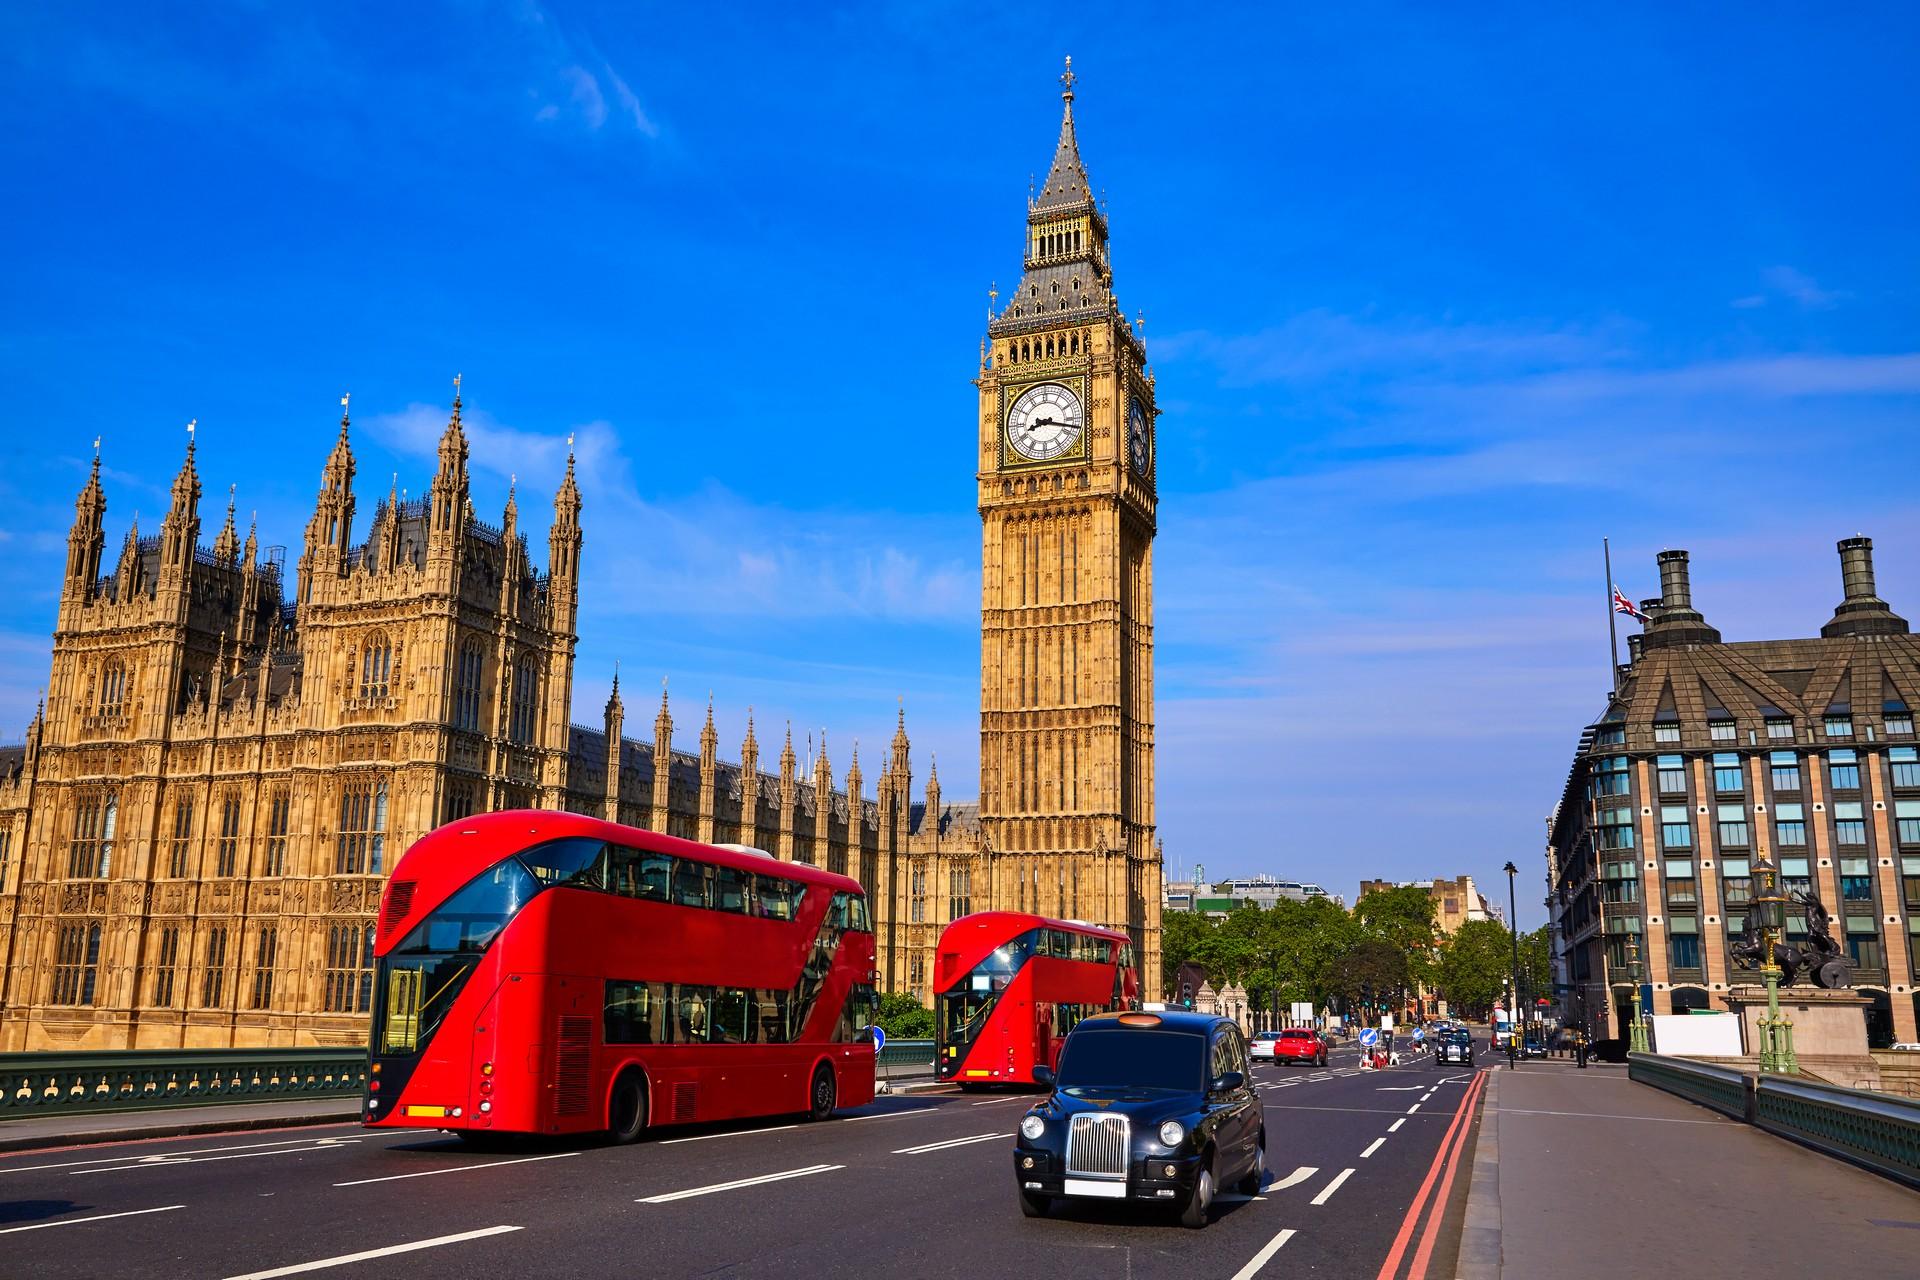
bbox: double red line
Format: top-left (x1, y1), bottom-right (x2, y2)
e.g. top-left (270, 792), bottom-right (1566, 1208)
top-left (1373, 1069), bottom-right (1487, 1280)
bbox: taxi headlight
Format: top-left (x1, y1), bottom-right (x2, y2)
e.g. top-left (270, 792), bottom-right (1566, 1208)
top-left (1020, 1114), bottom-right (1046, 1141)
top-left (1158, 1120), bottom-right (1185, 1147)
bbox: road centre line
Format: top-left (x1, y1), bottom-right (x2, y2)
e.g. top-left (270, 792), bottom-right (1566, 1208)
top-left (221, 1225), bottom-right (522, 1279)
top-left (840, 1107), bottom-right (939, 1122)
top-left (970, 1097), bottom-right (1027, 1106)
top-left (1407, 1104), bottom-right (1421, 1113)
top-left (893, 1132), bottom-right (1009, 1155)
top-left (1361, 1137), bottom-right (1386, 1158)
top-left (1311, 1167), bottom-right (1356, 1205)
top-left (638, 1163), bottom-right (842, 1203)
top-left (0, 1204), bottom-right (185, 1235)
top-left (1228, 1227), bottom-right (1297, 1280)
top-left (4, 1136), bottom-right (358, 1175)
top-left (662, 1124), bottom-right (799, 1144)
top-left (1265, 1165), bottom-right (1318, 1191)
top-left (333, 1151), bottom-right (579, 1186)
top-left (1389, 1119), bottom-right (1406, 1132)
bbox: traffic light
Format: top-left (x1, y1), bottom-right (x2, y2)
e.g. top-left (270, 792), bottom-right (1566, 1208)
top-left (1180, 983), bottom-right (1193, 1010)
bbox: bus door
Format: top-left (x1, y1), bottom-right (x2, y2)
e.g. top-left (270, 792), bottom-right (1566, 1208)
top-left (1034, 1002), bottom-right (1054, 1075)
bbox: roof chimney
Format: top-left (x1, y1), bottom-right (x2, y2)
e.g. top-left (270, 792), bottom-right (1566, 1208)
top-left (1821, 536), bottom-right (1908, 637)
top-left (1642, 549), bottom-right (1720, 648)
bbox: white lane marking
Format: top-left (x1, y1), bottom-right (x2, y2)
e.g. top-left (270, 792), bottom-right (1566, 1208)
top-left (1389, 1119), bottom-right (1406, 1132)
top-left (1266, 1164), bottom-right (1319, 1190)
top-left (1407, 1103), bottom-right (1422, 1113)
top-left (1361, 1137), bottom-right (1386, 1159)
top-left (1376, 1086), bottom-right (1423, 1092)
top-left (1229, 1226), bottom-right (1298, 1280)
top-left (221, 1225), bottom-right (521, 1279)
top-left (970, 1097), bottom-right (1027, 1106)
top-left (74, 1142), bottom-right (363, 1175)
top-left (841, 1108), bottom-right (939, 1122)
top-left (333, 1151), bottom-right (578, 1186)
top-left (662, 1124), bottom-right (799, 1145)
top-left (638, 1162), bottom-right (842, 1203)
top-left (1311, 1167), bottom-right (1356, 1206)
top-left (5, 1137), bottom-right (359, 1175)
top-left (0, 1204), bottom-right (185, 1235)
top-left (1422, 1092), bottom-right (1435, 1102)
top-left (892, 1132), bottom-right (1009, 1155)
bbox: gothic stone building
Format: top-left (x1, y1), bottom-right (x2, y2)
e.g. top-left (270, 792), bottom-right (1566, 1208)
top-left (1547, 539), bottom-right (1920, 1049)
top-left (0, 66), bottom-right (1165, 1049)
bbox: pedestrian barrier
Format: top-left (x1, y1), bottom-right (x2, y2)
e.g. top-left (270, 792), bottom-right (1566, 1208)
top-left (0, 1048), bottom-right (368, 1120)
top-left (1630, 1051), bottom-right (1920, 1190)
top-left (1627, 1051), bottom-right (1752, 1120)
top-left (876, 1038), bottom-right (934, 1078)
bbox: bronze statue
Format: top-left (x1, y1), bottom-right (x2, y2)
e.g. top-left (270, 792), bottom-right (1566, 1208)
top-left (1730, 889), bottom-right (1852, 988)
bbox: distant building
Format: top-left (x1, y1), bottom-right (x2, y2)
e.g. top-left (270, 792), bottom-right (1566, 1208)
top-left (1357, 876), bottom-right (1497, 935)
top-left (1164, 865), bottom-right (1336, 916)
top-left (1546, 541), bottom-right (1919, 1049)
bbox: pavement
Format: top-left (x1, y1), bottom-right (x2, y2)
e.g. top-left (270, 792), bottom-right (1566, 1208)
top-left (1459, 1057), bottom-right (1920, 1280)
top-left (0, 1042), bottom-right (1485, 1279)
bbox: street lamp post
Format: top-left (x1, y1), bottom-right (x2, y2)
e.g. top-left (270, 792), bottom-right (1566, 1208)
top-left (1625, 932), bottom-right (1650, 1054)
top-left (1752, 855), bottom-right (1799, 1075)
top-left (1503, 861), bottom-right (1522, 1057)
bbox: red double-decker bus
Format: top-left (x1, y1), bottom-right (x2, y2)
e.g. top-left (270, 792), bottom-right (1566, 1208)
top-left (934, 911), bottom-right (1138, 1085)
top-left (364, 810), bottom-right (876, 1141)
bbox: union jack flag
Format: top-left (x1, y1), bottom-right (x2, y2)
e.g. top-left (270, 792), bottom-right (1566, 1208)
top-left (1612, 586), bottom-right (1644, 620)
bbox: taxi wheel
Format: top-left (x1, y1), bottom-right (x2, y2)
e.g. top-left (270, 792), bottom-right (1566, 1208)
top-left (1019, 1187), bottom-right (1051, 1218)
top-left (1180, 1150), bottom-right (1215, 1228)
top-left (1235, 1132), bottom-right (1265, 1195)
top-left (805, 1064), bottom-right (837, 1122)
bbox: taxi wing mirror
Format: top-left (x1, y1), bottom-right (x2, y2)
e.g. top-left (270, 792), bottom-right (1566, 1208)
top-left (1210, 1070), bottom-right (1245, 1094)
top-left (1033, 1065), bottom-right (1056, 1089)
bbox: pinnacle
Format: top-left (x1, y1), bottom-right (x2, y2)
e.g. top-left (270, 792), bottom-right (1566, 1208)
top-left (1033, 75), bottom-right (1093, 213)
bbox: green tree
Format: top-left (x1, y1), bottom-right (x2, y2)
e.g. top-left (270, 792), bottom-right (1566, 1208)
top-left (1355, 884), bottom-right (1440, 986)
top-left (1160, 907), bottom-right (1218, 996)
top-left (875, 991), bottom-right (934, 1039)
top-left (1434, 919), bottom-right (1512, 1019)
top-left (1518, 924), bottom-right (1552, 1012)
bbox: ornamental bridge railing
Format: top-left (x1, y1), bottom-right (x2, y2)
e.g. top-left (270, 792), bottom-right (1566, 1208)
top-left (1630, 1051), bottom-right (1920, 1190)
top-left (0, 1048), bottom-right (367, 1120)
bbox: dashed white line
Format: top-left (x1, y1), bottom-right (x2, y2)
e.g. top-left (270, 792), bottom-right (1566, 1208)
top-left (663, 1124), bottom-right (799, 1144)
top-left (1389, 1118), bottom-right (1406, 1132)
top-left (1407, 1103), bottom-right (1422, 1113)
top-left (1265, 1164), bottom-right (1319, 1190)
top-left (841, 1107), bottom-right (938, 1122)
top-left (333, 1151), bottom-right (579, 1186)
top-left (638, 1163), bottom-right (842, 1203)
top-left (893, 1132), bottom-right (1009, 1155)
top-left (1228, 1227), bottom-right (1297, 1280)
top-left (3, 1136), bottom-right (357, 1176)
top-left (970, 1097), bottom-right (1027, 1106)
top-left (0, 1204), bottom-right (185, 1235)
top-left (1311, 1167), bottom-right (1356, 1205)
top-left (1361, 1137), bottom-right (1387, 1158)
top-left (221, 1225), bottom-right (522, 1278)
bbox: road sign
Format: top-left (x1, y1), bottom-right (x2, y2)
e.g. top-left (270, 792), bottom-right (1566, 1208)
top-left (872, 1026), bottom-right (886, 1053)
top-left (1359, 1027), bottom-right (1379, 1048)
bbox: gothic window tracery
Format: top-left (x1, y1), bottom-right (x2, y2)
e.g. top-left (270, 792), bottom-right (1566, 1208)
top-left (50, 922), bottom-right (101, 1006)
top-left (67, 793), bottom-right (115, 879)
top-left (334, 777), bottom-right (388, 874)
top-left (323, 922), bottom-right (375, 1013)
top-left (216, 792), bottom-right (243, 877)
top-left (98, 660), bottom-right (129, 718)
top-left (357, 634), bottom-right (392, 701)
top-left (168, 796), bottom-right (193, 877)
top-left (510, 656), bottom-right (539, 744)
top-left (454, 640), bottom-right (484, 731)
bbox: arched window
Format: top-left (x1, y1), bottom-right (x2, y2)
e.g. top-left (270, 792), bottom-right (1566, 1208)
top-left (357, 634), bottom-right (392, 701)
top-left (454, 640), bottom-right (484, 732)
top-left (510, 657), bottom-right (539, 744)
top-left (335, 777), bottom-right (389, 874)
top-left (98, 661), bottom-right (128, 717)
top-left (51, 922), bottom-right (102, 1006)
top-left (97, 797), bottom-right (116, 877)
top-left (67, 792), bottom-right (114, 879)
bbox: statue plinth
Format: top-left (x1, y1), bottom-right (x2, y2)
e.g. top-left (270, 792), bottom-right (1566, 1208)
top-left (1724, 984), bottom-right (1869, 1059)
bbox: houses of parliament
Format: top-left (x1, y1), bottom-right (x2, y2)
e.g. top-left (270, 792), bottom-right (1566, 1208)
top-left (0, 64), bottom-right (1163, 1050)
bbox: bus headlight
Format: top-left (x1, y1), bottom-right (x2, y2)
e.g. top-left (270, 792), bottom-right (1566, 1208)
top-left (1158, 1120), bottom-right (1185, 1147)
top-left (1020, 1114), bottom-right (1046, 1141)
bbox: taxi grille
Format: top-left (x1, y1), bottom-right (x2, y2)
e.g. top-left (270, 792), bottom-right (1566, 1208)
top-left (1065, 1113), bottom-right (1130, 1178)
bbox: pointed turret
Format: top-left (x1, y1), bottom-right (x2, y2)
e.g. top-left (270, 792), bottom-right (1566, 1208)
top-left (302, 397), bottom-right (358, 601)
top-left (213, 485), bottom-right (239, 562)
top-left (429, 377), bottom-right (470, 541)
top-left (549, 435), bottom-right (584, 618)
top-left (814, 730), bottom-right (833, 796)
top-left (781, 722), bottom-right (797, 780)
top-left (602, 668), bottom-right (624, 823)
top-left (242, 512), bottom-right (258, 570)
top-left (64, 447), bottom-right (107, 596)
top-left (159, 421), bottom-right (202, 577)
top-left (1033, 56), bottom-right (1093, 213)
top-left (700, 694), bottom-right (718, 770)
top-left (847, 740), bottom-right (863, 805)
top-left (650, 681), bottom-right (673, 833)
top-left (115, 515), bottom-right (141, 599)
top-left (925, 752), bottom-right (942, 817)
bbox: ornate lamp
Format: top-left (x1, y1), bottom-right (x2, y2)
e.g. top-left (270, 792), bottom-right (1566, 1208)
top-left (1752, 854), bottom-right (1799, 1074)
top-left (1625, 931), bottom-right (1649, 1054)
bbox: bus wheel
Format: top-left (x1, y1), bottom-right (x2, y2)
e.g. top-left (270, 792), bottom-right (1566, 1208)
top-left (805, 1064), bottom-right (837, 1122)
top-left (608, 1071), bottom-right (648, 1144)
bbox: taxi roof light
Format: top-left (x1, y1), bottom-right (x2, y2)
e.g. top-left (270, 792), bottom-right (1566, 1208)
top-left (1117, 1012), bottom-right (1163, 1028)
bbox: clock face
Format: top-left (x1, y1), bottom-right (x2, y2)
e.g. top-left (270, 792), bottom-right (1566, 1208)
top-left (1006, 382), bottom-right (1085, 462)
top-left (1128, 398), bottom-right (1150, 474)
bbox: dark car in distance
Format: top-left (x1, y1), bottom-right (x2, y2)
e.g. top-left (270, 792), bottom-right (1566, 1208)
top-left (1432, 1026), bottom-right (1473, 1066)
top-left (1013, 1011), bottom-right (1265, 1228)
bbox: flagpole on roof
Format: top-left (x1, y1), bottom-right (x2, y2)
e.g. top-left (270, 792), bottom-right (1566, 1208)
top-left (1604, 537), bottom-right (1621, 694)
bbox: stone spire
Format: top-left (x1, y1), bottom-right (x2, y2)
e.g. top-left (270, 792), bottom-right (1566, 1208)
top-left (925, 752), bottom-right (942, 816)
top-left (814, 730), bottom-right (833, 795)
top-left (309, 396), bottom-right (357, 563)
top-left (780, 721), bottom-right (797, 781)
top-left (116, 515), bottom-right (142, 595)
top-left (159, 421), bottom-right (203, 574)
top-left (1032, 56), bottom-right (1093, 213)
top-left (602, 668), bottom-right (624, 824)
top-left (889, 700), bottom-right (911, 785)
top-left (213, 484), bottom-right (239, 562)
top-left (700, 694), bottom-right (718, 770)
top-left (847, 740), bottom-right (863, 804)
top-left (65, 445), bottom-right (107, 592)
top-left (605, 668), bottom-right (623, 719)
top-left (549, 434), bottom-right (584, 607)
top-left (242, 511), bottom-right (258, 569)
top-left (430, 376), bottom-right (470, 540)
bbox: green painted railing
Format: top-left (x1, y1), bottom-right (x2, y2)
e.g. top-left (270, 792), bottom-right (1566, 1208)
top-left (0, 1048), bottom-right (368, 1120)
top-left (1631, 1051), bottom-right (1920, 1190)
top-left (1753, 1074), bottom-right (1920, 1191)
top-left (1628, 1052), bottom-right (1752, 1121)
top-left (876, 1038), bottom-right (934, 1077)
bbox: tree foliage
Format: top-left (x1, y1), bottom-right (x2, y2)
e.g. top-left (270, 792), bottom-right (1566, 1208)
top-left (1434, 919), bottom-right (1512, 1018)
top-left (875, 990), bottom-right (934, 1039)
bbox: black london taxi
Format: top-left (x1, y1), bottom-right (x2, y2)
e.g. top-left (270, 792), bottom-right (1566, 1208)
top-left (1433, 1025), bottom-right (1474, 1066)
top-left (1012, 1010), bottom-right (1264, 1228)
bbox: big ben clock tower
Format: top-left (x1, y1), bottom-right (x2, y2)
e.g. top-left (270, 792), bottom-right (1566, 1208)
top-left (977, 59), bottom-right (1161, 984)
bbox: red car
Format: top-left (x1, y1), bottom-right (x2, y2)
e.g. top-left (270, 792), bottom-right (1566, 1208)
top-left (1266, 1027), bottom-right (1329, 1067)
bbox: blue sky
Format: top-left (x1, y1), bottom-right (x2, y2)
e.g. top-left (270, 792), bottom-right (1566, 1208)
top-left (3, 4), bottom-right (1917, 927)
